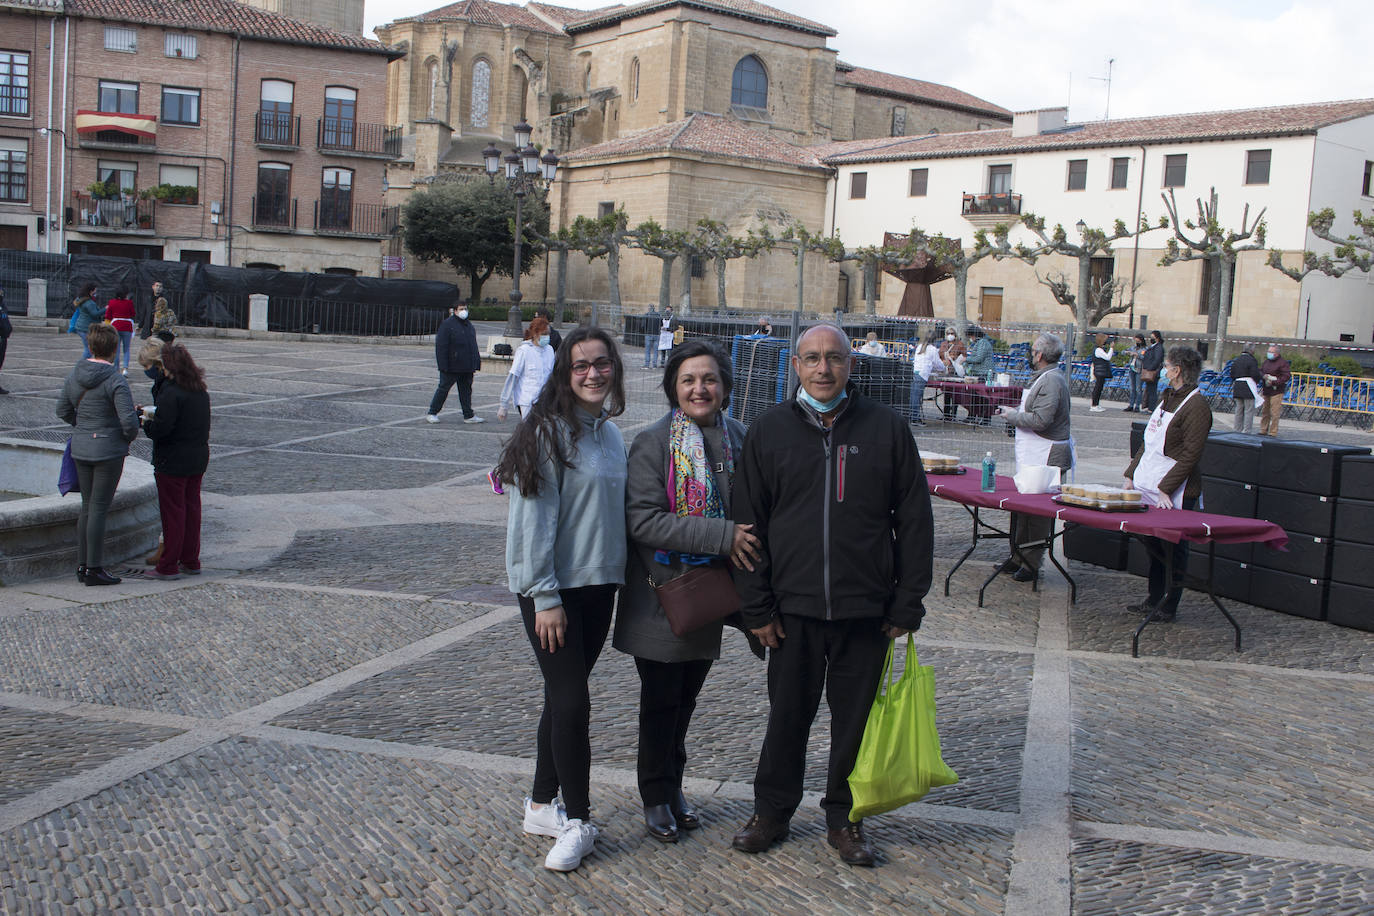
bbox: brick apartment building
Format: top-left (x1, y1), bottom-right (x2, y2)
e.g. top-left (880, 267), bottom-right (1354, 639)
top-left (0, 0), bottom-right (401, 276)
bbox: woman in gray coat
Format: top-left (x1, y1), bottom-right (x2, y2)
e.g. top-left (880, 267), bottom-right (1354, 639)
top-left (613, 339), bottom-right (760, 843)
top-left (56, 323), bottom-right (140, 585)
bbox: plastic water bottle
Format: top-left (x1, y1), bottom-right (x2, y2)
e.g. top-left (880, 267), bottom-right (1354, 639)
top-left (981, 452), bottom-right (996, 492)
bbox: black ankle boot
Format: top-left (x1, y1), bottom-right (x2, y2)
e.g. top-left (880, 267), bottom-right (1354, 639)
top-left (76, 565), bottom-right (87, 582)
top-left (84, 567), bottom-right (121, 586)
top-left (643, 804), bottom-right (678, 842)
top-left (671, 790), bottom-right (700, 830)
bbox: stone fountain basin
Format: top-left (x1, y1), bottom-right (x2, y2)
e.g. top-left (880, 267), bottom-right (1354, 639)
top-left (0, 437), bottom-right (160, 585)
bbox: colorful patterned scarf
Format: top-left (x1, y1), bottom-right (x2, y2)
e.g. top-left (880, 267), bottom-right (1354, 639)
top-left (655, 408), bottom-right (734, 565)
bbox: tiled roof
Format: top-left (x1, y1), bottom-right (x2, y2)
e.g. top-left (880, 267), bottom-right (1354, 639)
top-left (562, 113), bottom-right (828, 170)
top-left (527, 1), bottom-right (623, 25)
top-left (820, 98), bottom-right (1374, 165)
top-left (67, 0), bottom-right (391, 54)
top-left (839, 65), bottom-right (1011, 119)
top-left (566, 0), bottom-right (836, 37)
top-left (406, 0), bottom-right (566, 34)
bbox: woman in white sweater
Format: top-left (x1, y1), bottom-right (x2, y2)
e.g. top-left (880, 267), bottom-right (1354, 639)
top-left (498, 316), bottom-right (557, 420)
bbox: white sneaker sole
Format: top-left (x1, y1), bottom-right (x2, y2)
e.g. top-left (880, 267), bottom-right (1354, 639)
top-left (523, 817), bottom-right (563, 839)
top-left (544, 846), bottom-right (593, 871)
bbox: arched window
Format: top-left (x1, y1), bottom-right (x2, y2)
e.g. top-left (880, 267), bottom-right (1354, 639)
top-left (731, 55), bottom-right (767, 110)
top-left (471, 59), bottom-right (491, 128)
top-left (630, 57), bottom-right (640, 103)
top-left (424, 58), bottom-right (439, 118)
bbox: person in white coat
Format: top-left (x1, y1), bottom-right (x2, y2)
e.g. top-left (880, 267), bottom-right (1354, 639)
top-left (498, 316), bottom-right (557, 421)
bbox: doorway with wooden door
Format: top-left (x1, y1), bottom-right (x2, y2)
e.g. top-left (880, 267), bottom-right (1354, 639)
top-left (979, 287), bottom-right (1003, 326)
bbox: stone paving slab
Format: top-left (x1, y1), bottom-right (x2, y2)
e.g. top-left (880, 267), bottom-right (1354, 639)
top-left (213, 398), bottom-right (416, 425)
top-left (0, 706), bottom-right (184, 804)
top-left (1070, 838), bottom-right (1374, 916)
top-left (0, 584), bottom-right (485, 717)
top-left (203, 452), bottom-right (467, 495)
top-left (0, 737), bottom-right (1013, 915)
top-left (287, 426), bottom-right (506, 463)
top-left (271, 621), bottom-right (1026, 813)
top-left (202, 415), bottom-right (355, 449)
top-left (1070, 657), bottom-right (1374, 847)
top-left (1067, 566), bottom-right (1374, 673)
top-left (212, 376), bottom-right (355, 398)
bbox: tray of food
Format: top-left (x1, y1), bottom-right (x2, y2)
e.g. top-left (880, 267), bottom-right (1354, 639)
top-left (922, 453), bottom-right (966, 474)
top-left (1055, 484), bottom-right (1149, 512)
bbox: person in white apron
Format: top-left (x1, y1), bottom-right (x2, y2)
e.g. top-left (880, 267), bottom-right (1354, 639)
top-left (995, 332), bottom-right (1075, 581)
top-left (656, 305), bottom-right (677, 366)
top-left (1123, 346), bottom-right (1213, 621)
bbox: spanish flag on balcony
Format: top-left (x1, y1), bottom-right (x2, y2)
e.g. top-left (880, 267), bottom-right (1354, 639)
top-left (75, 110), bottom-right (157, 139)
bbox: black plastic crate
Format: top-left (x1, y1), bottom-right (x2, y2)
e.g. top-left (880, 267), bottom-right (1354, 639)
top-left (1333, 497), bottom-right (1374, 546)
top-left (1247, 567), bottom-right (1328, 620)
top-left (1258, 440), bottom-right (1370, 496)
top-left (1340, 455), bottom-right (1374, 501)
top-left (1214, 540), bottom-right (1254, 565)
top-left (1326, 581), bottom-right (1374, 631)
top-left (1200, 433), bottom-right (1263, 484)
top-left (1248, 532), bottom-right (1331, 580)
top-left (1206, 556), bottom-right (1253, 605)
top-left (1201, 476), bottom-right (1258, 519)
top-left (1331, 540), bottom-right (1374, 588)
top-left (1256, 487), bottom-right (1336, 538)
top-left (1064, 524), bottom-right (1128, 571)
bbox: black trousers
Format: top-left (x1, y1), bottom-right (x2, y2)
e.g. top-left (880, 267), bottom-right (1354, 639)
top-left (519, 584), bottom-right (616, 822)
top-left (74, 457), bottom-right (126, 567)
top-left (633, 657), bottom-right (713, 807)
top-left (753, 614), bottom-right (890, 830)
top-left (1143, 378), bottom-right (1160, 411)
top-left (1091, 375), bottom-right (1108, 406)
top-left (1146, 495), bottom-right (1197, 613)
top-left (428, 371), bottom-right (474, 417)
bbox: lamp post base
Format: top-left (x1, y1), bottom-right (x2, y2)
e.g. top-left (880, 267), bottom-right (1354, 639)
top-left (504, 297), bottom-right (524, 338)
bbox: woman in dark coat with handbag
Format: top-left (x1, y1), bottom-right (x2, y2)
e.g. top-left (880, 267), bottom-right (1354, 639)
top-left (140, 343), bottom-right (211, 580)
top-left (613, 339), bottom-right (761, 843)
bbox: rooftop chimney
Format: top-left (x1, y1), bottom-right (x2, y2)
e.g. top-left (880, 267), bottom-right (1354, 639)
top-left (1011, 107), bottom-right (1069, 138)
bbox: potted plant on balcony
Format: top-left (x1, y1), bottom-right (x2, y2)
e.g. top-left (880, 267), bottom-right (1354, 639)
top-left (87, 178), bottom-right (119, 200)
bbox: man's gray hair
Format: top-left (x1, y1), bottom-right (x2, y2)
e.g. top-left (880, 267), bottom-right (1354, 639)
top-left (1241, 342), bottom-right (1255, 354)
top-left (1034, 332), bottom-right (1064, 364)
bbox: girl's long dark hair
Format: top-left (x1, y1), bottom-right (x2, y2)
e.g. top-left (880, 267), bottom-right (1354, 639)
top-left (495, 326), bottom-right (625, 497)
top-left (159, 343), bottom-right (207, 393)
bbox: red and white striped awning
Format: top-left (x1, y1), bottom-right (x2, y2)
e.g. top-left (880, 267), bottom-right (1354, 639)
top-left (75, 110), bottom-right (157, 139)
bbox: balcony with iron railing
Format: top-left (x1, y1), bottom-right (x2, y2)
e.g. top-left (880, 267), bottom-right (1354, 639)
top-left (255, 112), bottom-right (302, 148)
top-left (316, 119), bottom-right (402, 158)
top-left (961, 191), bottom-right (1023, 225)
top-left (71, 194), bottom-right (156, 233)
top-left (313, 201), bottom-right (400, 238)
top-left (78, 128), bottom-right (157, 153)
top-left (251, 196), bottom-right (297, 231)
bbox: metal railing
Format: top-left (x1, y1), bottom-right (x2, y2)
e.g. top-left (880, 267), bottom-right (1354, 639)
top-left (0, 249), bottom-right (68, 316)
top-left (71, 193), bottom-right (156, 231)
top-left (1283, 372), bottom-right (1374, 428)
top-left (79, 129), bottom-right (157, 151)
top-left (251, 196), bottom-right (296, 230)
top-left (316, 119), bottom-right (402, 157)
top-left (255, 112), bottom-right (301, 147)
top-left (312, 201), bottom-right (399, 237)
top-left (961, 191), bottom-right (1022, 216)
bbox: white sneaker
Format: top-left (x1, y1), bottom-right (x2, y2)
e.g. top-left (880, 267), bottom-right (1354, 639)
top-left (463, 416), bottom-right (486, 424)
top-left (544, 819), bottom-right (597, 872)
top-left (1090, 406), bottom-right (1105, 412)
top-left (425, 414), bottom-right (440, 424)
top-left (523, 797), bottom-right (567, 838)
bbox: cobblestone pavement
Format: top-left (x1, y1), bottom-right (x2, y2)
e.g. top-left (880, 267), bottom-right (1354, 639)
top-left (1, 328), bottom-right (1371, 914)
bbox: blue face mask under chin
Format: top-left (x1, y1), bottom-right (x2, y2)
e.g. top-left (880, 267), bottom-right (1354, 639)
top-left (144, 367), bottom-right (160, 380)
top-left (539, 335), bottom-right (550, 346)
top-left (797, 387), bottom-right (847, 414)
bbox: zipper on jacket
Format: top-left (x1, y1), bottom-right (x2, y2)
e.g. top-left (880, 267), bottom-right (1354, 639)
top-left (822, 430), bottom-right (834, 621)
top-left (836, 446), bottom-right (847, 503)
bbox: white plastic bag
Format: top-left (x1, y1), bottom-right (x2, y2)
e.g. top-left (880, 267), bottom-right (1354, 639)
top-left (1013, 465), bottom-right (1061, 494)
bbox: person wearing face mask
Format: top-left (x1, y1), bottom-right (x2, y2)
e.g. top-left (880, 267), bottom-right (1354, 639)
top-left (135, 338), bottom-right (168, 567)
top-left (730, 324), bottom-right (934, 867)
top-left (498, 316), bottom-right (557, 421)
top-left (937, 328), bottom-right (967, 421)
top-left (426, 303), bottom-right (484, 424)
top-left (614, 338), bottom-right (759, 844)
top-left (1258, 344), bottom-right (1291, 437)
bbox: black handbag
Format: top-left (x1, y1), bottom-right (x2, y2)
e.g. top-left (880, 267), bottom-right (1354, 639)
top-left (652, 563), bottom-right (740, 638)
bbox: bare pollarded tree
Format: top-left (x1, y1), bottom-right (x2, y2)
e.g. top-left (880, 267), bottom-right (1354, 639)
top-left (1267, 207), bottom-right (1374, 282)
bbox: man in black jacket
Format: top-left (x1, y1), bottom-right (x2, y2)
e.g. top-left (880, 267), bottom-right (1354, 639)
top-left (1141, 330), bottom-right (1165, 411)
top-left (426, 304), bottom-right (484, 423)
top-left (1230, 343), bottom-right (1263, 434)
top-left (730, 324), bottom-right (934, 867)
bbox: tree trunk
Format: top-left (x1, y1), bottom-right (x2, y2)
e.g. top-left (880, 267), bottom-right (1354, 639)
top-left (1204, 254), bottom-right (1221, 334)
top-left (952, 267), bottom-right (968, 335)
top-left (657, 255), bottom-right (676, 313)
top-left (469, 271), bottom-right (485, 307)
top-left (1211, 256), bottom-right (1236, 371)
top-left (607, 243), bottom-right (622, 309)
top-left (864, 257), bottom-right (877, 314)
top-left (555, 247), bottom-right (568, 314)
top-left (1074, 255), bottom-right (1094, 358)
top-left (716, 257), bottom-right (728, 311)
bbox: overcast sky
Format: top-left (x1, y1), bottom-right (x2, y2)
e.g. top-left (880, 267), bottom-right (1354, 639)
top-left (365, 0), bottom-right (1373, 122)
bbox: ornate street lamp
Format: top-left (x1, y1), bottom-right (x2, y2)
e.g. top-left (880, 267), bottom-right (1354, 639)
top-left (483, 120), bottom-right (559, 338)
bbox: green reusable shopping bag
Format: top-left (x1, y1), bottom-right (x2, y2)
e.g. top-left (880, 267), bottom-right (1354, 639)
top-left (848, 634), bottom-right (958, 820)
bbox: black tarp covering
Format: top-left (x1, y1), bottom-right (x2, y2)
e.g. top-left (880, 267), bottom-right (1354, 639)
top-left (65, 256), bottom-right (460, 335)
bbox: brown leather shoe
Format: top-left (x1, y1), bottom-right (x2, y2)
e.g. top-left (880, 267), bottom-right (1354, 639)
top-left (827, 822), bottom-right (876, 866)
top-left (731, 812), bottom-right (789, 853)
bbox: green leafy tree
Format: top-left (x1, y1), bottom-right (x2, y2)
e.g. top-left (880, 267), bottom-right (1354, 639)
top-left (561, 209), bottom-right (631, 309)
top-left (401, 178), bottom-right (548, 305)
top-left (626, 218), bottom-right (689, 313)
top-left (1267, 208), bottom-right (1374, 281)
top-left (688, 218), bottom-right (773, 311)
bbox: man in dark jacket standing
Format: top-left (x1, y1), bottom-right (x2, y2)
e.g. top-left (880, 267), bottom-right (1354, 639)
top-left (1259, 344), bottom-right (1292, 437)
top-left (426, 304), bottom-right (484, 424)
top-left (1230, 343), bottom-right (1263, 434)
top-left (730, 324), bottom-right (934, 867)
top-left (1141, 330), bottom-right (1165, 411)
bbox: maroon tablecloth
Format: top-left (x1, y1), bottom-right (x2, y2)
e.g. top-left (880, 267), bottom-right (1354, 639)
top-left (927, 470), bottom-right (1289, 549)
top-left (928, 379), bottom-right (1024, 420)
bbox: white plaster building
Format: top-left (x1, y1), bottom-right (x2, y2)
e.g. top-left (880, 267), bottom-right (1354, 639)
top-left (822, 100), bottom-right (1374, 343)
